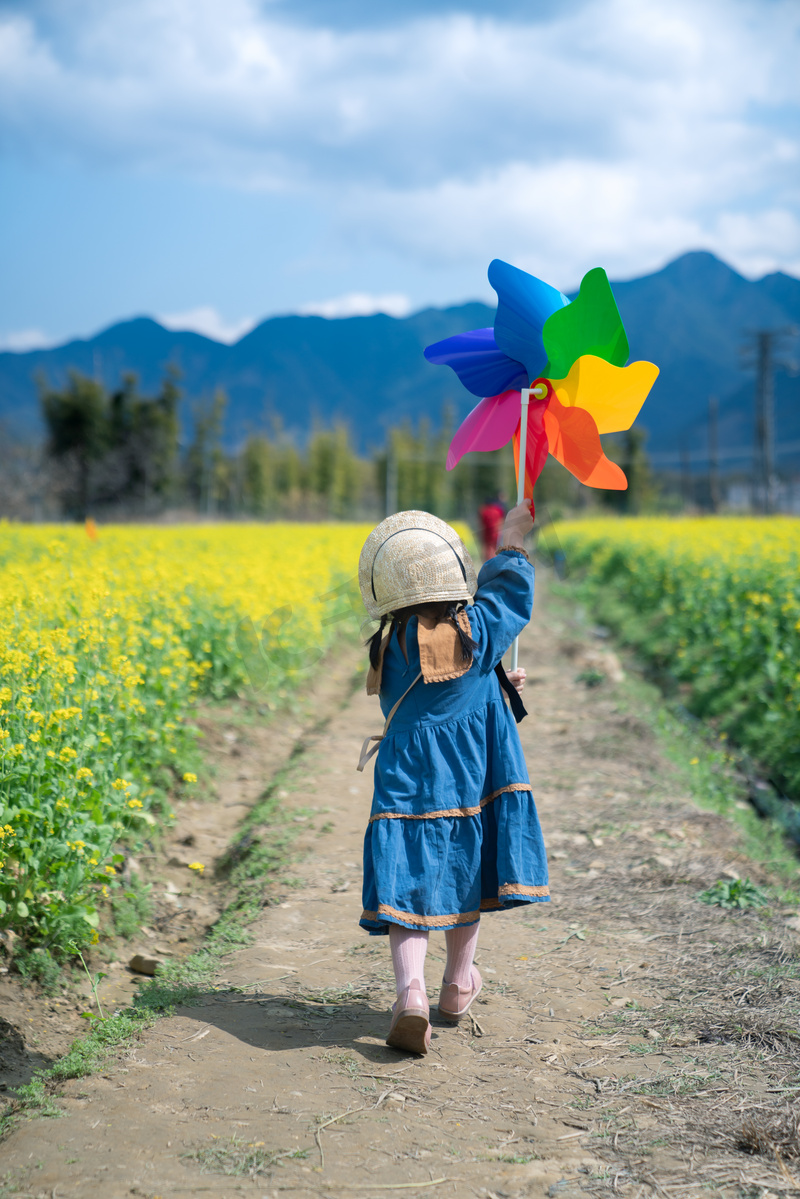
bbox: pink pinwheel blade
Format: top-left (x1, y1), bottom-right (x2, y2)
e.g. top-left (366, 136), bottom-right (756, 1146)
top-left (446, 390), bottom-right (522, 470)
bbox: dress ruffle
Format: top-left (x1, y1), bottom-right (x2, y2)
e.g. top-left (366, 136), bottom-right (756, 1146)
top-left (372, 696), bottom-right (530, 818)
top-left (361, 788), bottom-right (549, 935)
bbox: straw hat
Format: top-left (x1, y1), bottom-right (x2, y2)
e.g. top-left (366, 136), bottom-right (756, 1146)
top-left (359, 510), bottom-right (478, 620)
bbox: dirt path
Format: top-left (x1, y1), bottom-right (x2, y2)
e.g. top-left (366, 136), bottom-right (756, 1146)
top-left (2, 578), bottom-right (800, 1199)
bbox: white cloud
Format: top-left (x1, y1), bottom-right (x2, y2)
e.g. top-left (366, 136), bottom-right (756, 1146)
top-left (341, 160), bottom-right (800, 289)
top-left (0, 328), bottom-right (55, 352)
top-left (0, 0), bottom-right (798, 287)
top-left (297, 292), bottom-right (412, 318)
top-left (158, 306), bottom-right (256, 342)
top-left (2, 2), bottom-right (797, 182)
top-left (708, 209), bottom-right (800, 279)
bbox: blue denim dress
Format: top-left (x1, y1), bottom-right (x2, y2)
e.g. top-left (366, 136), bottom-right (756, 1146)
top-left (360, 549), bottom-right (549, 935)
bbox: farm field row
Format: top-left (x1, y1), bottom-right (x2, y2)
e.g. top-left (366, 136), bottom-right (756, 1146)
top-left (554, 516), bottom-right (800, 810)
top-left (0, 523), bottom-right (370, 960)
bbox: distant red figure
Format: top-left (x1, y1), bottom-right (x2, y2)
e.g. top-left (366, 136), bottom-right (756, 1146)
top-left (478, 493), bottom-right (507, 560)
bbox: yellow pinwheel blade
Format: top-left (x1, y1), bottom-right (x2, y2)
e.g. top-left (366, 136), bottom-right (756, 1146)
top-left (548, 354), bottom-right (659, 434)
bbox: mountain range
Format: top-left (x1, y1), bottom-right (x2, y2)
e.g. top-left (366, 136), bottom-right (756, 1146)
top-left (1, 251), bottom-right (798, 466)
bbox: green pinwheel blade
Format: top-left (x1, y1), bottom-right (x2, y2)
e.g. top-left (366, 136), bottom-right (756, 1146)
top-left (542, 267), bottom-right (629, 379)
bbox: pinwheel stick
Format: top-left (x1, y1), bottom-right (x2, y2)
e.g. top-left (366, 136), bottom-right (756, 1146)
top-left (510, 384), bottom-right (546, 671)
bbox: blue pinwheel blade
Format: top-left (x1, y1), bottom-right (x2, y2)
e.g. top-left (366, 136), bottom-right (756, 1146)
top-left (423, 327), bottom-right (528, 398)
top-left (489, 259), bottom-right (569, 383)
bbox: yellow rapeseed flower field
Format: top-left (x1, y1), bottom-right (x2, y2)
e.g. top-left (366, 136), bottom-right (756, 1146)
top-left (0, 522), bottom-right (371, 955)
top-left (554, 516), bottom-right (800, 812)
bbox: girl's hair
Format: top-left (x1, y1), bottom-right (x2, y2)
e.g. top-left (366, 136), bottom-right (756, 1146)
top-left (367, 613), bottom-right (390, 670)
top-left (365, 600), bottom-right (478, 670)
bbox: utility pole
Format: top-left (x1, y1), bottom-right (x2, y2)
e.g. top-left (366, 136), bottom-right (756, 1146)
top-left (679, 438), bottom-right (691, 511)
top-left (385, 437), bottom-right (399, 516)
top-left (753, 331), bottom-right (776, 514)
top-left (708, 395), bottom-right (719, 512)
top-left (743, 327), bottom-right (797, 515)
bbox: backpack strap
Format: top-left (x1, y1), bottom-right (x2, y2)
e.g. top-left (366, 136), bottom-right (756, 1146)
top-left (356, 670), bottom-right (423, 772)
top-left (494, 662), bottom-right (528, 723)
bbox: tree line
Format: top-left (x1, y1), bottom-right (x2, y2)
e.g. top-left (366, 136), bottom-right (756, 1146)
top-left (35, 368), bottom-right (379, 520)
top-left (0, 367), bottom-right (654, 521)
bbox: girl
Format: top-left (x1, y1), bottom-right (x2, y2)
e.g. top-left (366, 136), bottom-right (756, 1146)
top-left (356, 500), bottom-right (549, 1054)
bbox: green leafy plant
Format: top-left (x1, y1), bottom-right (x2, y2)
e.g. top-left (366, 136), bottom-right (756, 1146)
top-left (554, 517), bottom-right (800, 806)
top-left (13, 945), bottom-right (62, 993)
top-left (576, 668), bottom-right (605, 688)
top-left (0, 523), bottom-right (367, 959)
top-left (697, 877), bottom-right (768, 910)
top-left (110, 877), bottom-right (153, 940)
top-left (69, 940), bottom-right (107, 1020)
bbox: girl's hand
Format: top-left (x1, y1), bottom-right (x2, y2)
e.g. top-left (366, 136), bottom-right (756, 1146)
top-left (506, 667), bottom-right (526, 694)
top-left (499, 499), bottom-right (534, 549)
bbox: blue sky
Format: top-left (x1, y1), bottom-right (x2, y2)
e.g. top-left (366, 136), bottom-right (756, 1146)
top-left (1, 0), bottom-right (798, 349)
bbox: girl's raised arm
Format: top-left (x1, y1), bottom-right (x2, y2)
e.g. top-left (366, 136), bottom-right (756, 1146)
top-left (469, 502), bottom-right (535, 670)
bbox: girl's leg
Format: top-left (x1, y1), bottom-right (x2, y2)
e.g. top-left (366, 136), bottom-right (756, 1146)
top-left (443, 920), bottom-right (480, 987)
top-left (388, 924), bottom-right (429, 995)
top-left (386, 925), bottom-right (431, 1054)
top-left (438, 921), bottom-right (482, 1022)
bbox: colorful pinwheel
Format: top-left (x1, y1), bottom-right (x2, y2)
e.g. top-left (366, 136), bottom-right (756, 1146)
top-left (424, 259), bottom-right (659, 506)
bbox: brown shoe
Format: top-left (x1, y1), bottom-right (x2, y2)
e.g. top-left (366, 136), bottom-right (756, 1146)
top-left (386, 979), bottom-right (431, 1055)
top-left (438, 966), bottom-right (482, 1023)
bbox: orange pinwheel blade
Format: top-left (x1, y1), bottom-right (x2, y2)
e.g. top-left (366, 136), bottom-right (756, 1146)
top-left (543, 394), bottom-right (627, 490)
top-left (548, 354), bottom-right (659, 434)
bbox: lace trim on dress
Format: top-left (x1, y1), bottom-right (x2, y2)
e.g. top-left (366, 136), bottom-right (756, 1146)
top-left (498, 883), bottom-right (550, 898)
top-left (480, 783), bottom-right (532, 804)
top-left (367, 783), bottom-right (532, 823)
top-left (361, 884), bottom-right (550, 927)
top-left (361, 904), bottom-right (480, 928)
top-left (369, 805), bottom-right (480, 822)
